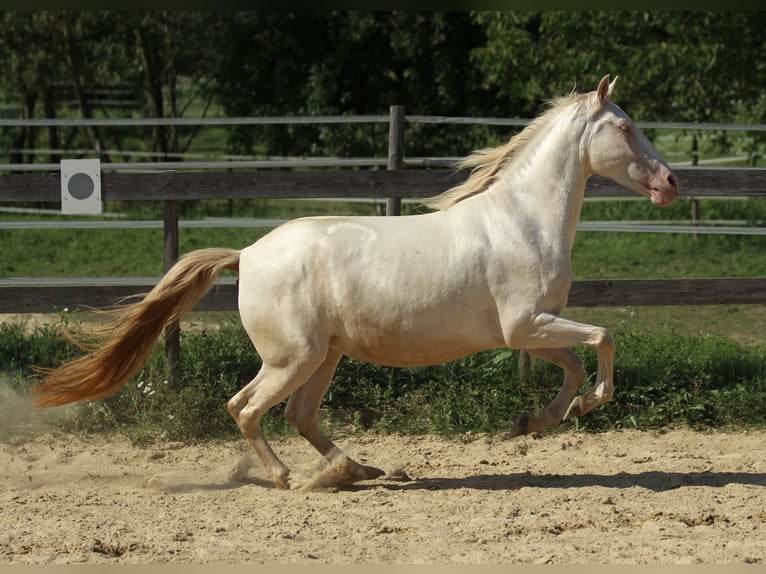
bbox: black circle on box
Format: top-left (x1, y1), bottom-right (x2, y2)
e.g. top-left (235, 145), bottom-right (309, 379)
top-left (68, 172), bottom-right (95, 200)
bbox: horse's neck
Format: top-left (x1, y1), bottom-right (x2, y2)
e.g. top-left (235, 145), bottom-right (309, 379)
top-left (492, 120), bottom-right (589, 256)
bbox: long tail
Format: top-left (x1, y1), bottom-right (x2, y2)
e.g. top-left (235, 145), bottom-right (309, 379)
top-left (34, 247), bottom-right (241, 408)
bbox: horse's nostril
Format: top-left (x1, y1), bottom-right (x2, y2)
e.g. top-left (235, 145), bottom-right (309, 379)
top-left (667, 173), bottom-right (679, 190)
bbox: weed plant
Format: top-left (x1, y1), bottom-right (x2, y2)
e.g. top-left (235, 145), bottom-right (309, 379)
top-left (2, 316), bottom-right (765, 444)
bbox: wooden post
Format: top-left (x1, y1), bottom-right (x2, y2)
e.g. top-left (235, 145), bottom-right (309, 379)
top-left (386, 105), bottom-right (405, 216)
top-left (691, 135), bottom-right (699, 237)
top-left (163, 199), bottom-right (180, 383)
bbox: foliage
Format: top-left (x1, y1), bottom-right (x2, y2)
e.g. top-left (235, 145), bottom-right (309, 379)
top-left (0, 12), bottom-right (220, 162)
top-left (3, 11), bottom-right (765, 163)
top-left (586, 330), bottom-right (766, 431)
top-left (2, 316), bottom-right (765, 443)
top-left (470, 12), bottom-right (766, 157)
top-left (211, 12), bottom-right (496, 158)
top-left (0, 318), bottom-right (79, 393)
top-left (471, 12), bottom-right (766, 124)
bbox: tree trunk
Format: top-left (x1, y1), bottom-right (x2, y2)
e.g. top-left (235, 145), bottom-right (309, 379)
top-left (61, 17), bottom-right (111, 162)
top-left (42, 87), bottom-right (60, 164)
top-left (10, 91), bottom-right (36, 165)
top-left (136, 28), bottom-right (168, 160)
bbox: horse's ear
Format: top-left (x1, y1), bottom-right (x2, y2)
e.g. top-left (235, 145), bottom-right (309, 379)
top-left (596, 74), bottom-right (612, 104)
top-left (607, 75), bottom-right (619, 99)
top-left (596, 74), bottom-right (619, 104)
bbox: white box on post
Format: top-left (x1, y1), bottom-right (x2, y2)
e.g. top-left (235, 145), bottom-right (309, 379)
top-left (61, 158), bottom-right (102, 215)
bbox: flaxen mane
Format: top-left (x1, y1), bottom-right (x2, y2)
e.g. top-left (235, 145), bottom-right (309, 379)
top-left (423, 93), bottom-right (588, 211)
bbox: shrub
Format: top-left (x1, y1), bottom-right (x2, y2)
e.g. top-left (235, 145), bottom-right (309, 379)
top-left (2, 318), bottom-right (765, 443)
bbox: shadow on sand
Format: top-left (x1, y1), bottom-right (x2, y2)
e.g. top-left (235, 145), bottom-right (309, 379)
top-left (371, 469), bottom-right (766, 493)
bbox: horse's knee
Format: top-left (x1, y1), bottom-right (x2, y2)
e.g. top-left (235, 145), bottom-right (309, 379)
top-left (227, 395), bottom-right (250, 429)
top-left (595, 328), bottom-right (615, 355)
top-left (226, 396), bottom-right (241, 419)
top-left (228, 395), bottom-right (270, 434)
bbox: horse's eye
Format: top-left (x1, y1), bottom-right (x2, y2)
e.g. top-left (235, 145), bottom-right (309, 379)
top-left (618, 123), bottom-right (632, 135)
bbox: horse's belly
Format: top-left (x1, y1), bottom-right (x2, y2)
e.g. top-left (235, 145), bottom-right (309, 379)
top-left (331, 312), bottom-right (504, 367)
top-left (339, 339), bottom-right (497, 368)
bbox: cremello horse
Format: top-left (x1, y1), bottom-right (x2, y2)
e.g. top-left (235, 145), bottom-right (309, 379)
top-left (35, 75), bottom-right (678, 490)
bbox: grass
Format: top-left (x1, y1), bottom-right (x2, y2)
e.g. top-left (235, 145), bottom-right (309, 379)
top-left (2, 176), bottom-right (766, 443)
top-left (573, 232), bottom-right (766, 279)
top-left (3, 198), bottom-right (766, 280)
top-left (1, 317), bottom-right (765, 445)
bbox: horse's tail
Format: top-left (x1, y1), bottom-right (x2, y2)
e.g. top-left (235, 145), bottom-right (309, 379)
top-left (34, 247), bottom-right (241, 408)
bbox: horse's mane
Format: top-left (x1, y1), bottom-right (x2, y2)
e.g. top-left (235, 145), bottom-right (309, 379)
top-left (423, 92), bottom-right (588, 211)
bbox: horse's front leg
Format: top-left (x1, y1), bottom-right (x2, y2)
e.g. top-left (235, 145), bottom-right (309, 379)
top-left (509, 347), bottom-right (585, 437)
top-left (509, 312), bottom-right (615, 435)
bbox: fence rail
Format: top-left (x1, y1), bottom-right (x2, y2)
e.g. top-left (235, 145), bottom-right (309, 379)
top-left (3, 166), bottom-right (766, 203)
top-left (2, 165), bottom-right (766, 315)
top-left (3, 277), bottom-right (766, 315)
top-left (2, 110), bottom-right (766, 372)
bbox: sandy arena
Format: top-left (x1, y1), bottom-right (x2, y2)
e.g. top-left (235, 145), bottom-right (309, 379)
top-left (2, 426), bottom-right (766, 564)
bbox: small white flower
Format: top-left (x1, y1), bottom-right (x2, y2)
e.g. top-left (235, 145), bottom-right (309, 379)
top-left (137, 381), bottom-right (144, 389)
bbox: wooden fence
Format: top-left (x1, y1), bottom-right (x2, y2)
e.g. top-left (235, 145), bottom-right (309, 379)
top-left (2, 108), bottom-right (766, 369)
top-left (3, 165), bottom-right (766, 313)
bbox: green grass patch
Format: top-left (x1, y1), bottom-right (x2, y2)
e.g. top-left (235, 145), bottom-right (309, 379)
top-left (2, 194), bottom-right (766, 443)
top-left (3, 195), bottom-right (765, 279)
top-left (4, 224), bottom-right (765, 280)
top-left (2, 317), bottom-right (765, 444)
top-left (572, 232), bottom-right (766, 279)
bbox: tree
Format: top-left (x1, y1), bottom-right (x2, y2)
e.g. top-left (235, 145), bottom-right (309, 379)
top-left (0, 13), bottom-right (67, 163)
top-left (0, 12), bottom-right (222, 165)
top-left (211, 12), bottom-right (334, 157)
top-left (126, 12), bottom-right (222, 159)
top-left (470, 11), bottom-right (766, 124)
top-left (211, 12), bottom-right (495, 158)
top-left (302, 12), bottom-right (496, 157)
top-left (3, 11), bottom-right (765, 166)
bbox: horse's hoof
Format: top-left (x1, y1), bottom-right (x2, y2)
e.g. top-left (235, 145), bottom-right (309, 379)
top-left (509, 411), bottom-right (532, 438)
top-left (354, 463), bottom-right (385, 482)
top-left (563, 396), bottom-right (584, 420)
top-left (287, 475), bottom-right (307, 490)
top-left (271, 470), bottom-right (295, 490)
top-left (297, 457), bottom-right (383, 492)
top-left (359, 465), bottom-right (386, 480)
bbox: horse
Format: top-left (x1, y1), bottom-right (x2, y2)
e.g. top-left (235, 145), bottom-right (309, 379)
top-left (34, 75), bottom-right (679, 490)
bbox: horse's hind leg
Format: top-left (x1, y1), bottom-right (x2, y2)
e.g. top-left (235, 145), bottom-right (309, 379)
top-left (227, 354), bottom-right (325, 490)
top-left (284, 349), bottom-right (385, 486)
top-left (509, 347), bottom-right (585, 437)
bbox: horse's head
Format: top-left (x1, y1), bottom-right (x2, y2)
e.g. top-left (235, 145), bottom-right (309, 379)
top-left (583, 74), bottom-right (679, 207)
